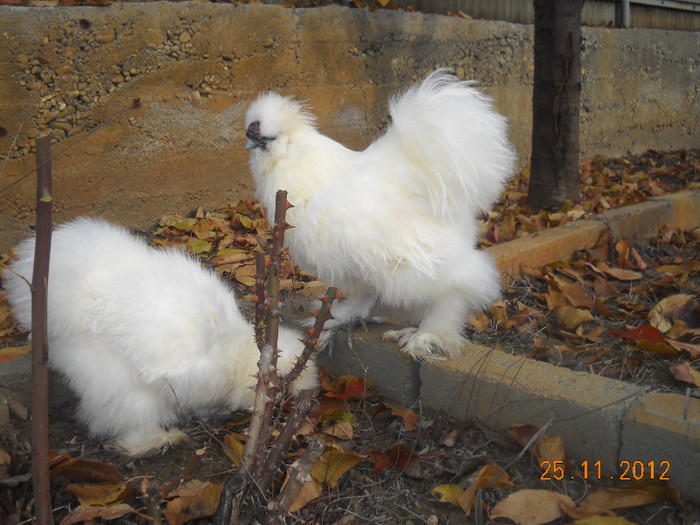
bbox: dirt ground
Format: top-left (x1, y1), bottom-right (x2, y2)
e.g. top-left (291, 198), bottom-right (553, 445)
top-left (2, 378), bottom-right (699, 524)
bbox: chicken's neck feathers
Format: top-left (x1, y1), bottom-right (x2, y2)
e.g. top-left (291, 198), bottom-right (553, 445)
top-left (254, 131), bottom-right (355, 218)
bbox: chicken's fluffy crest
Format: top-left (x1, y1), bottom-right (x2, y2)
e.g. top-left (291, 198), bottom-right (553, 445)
top-left (247, 92), bottom-right (317, 142)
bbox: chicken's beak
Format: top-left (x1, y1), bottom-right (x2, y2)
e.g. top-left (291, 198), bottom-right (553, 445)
top-left (245, 120), bottom-right (268, 151)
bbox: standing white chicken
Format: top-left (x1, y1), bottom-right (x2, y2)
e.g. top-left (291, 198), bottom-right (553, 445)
top-left (3, 217), bottom-right (317, 456)
top-left (245, 69), bottom-right (516, 359)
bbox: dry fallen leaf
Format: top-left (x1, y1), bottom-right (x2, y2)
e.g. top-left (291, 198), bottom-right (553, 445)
top-left (581, 486), bottom-right (657, 511)
top-left (312, 448), bottom-right (363, 488)
top-left (50, 458), bottom-right (121, 484)
top-left (0, 344), bottom-right (30, 363)
top-left (571, 516), bottom-right (637, 524)
top-left (322, 420), bottom-right (354, 440)
top-left (163, 481), bottom-right (223, 525)
top-left (222, 432), bottom-right (245, 467)
top-left (554, 305), bottom-right (594, 330)
top-left (430, 483), bottom-right (463, 505)
top-left (60, 503), bottom-right (141, 525)
top-left (66, 482), bottom-right (132, 506)
top-left (368, 444), bottom-right (416, 475)
top-left (598, 262), bottom-right (643, 281)
top-left (491, 489), bottom-right (575, 525)
top-left (669, 361), bottom-right (700, 387)
top-left (608, 325), bottom-right (678, 358)
top-left (456, 463), bottom-right (512, 516)
top-left (289, 477), bottom-right (323, 513)
top-left (649, 294), bottom-right (693, 333)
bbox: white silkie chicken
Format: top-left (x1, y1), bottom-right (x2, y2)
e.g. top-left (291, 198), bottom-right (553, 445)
top-left (3, 217), bottom-right (317, 456)
top-left (245, 69), bottom-right (516, 359)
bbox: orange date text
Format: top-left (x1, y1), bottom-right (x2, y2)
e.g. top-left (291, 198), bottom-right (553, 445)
top-left (540, 460), bottom-right (670, 481)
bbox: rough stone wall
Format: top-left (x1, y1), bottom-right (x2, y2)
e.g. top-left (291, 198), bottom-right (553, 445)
top-left (0, 3), bottom-right (697, 251)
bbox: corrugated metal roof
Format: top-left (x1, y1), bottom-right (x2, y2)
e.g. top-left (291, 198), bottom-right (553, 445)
top-left (391, 0), bottom-right (700, 30)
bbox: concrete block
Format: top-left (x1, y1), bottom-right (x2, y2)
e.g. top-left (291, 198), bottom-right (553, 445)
top-left (488, 220), bottom-right (605, 282)
top-left (420, 343), bottom-right (642, 473)
top-left (316, 324), bottom-right (422, 407)
top-left (621, 392), bottom-right (700, 504)
top-left (594, 200), bottom-right (672, 243)
top-left (651, 190), bottom-right (700, 232)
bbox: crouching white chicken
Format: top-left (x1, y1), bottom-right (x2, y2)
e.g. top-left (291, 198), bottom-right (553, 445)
top-left (245, 69), bottom-right (516, 359)
top-left (3, 217), bottom-right (317, 456)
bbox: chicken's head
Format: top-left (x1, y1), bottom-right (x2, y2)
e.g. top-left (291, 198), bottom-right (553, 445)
top-left (244, 93), bottom-right (315, 157)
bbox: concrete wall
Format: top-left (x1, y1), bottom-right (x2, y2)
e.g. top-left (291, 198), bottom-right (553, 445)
top-left (0, 3), bottom-right (697, 251)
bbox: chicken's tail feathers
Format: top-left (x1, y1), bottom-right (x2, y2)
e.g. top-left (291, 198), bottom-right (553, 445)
top-left (386, 68), bottom-right (516, 220)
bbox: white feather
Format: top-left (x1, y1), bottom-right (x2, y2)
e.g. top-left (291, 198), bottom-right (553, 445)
top-left (3, 217), bottom-right (317, 455)
top-left (246, 69), bottom-right (516, 358)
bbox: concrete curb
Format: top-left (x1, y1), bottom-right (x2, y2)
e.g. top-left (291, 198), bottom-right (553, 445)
top-left (318, 189), bottom-right (700, 503)
top-left (490, 189), bottom-right (700, 282)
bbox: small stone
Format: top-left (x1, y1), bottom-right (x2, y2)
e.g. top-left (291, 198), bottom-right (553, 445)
top-left (16, 53), bottom-right (29, 64)
top-left (110, 65), bottom-right (121, 75)
top-left (43, 110), bottom-right (60, 124)
top-left (52, 121), bottom-right (73, 133)
top-left (58, 105), bottom-right (75, 118)
top-left (112, 75), bottom-right (124, 84)
top-left (96, 28), bottom-right (115, 44)
top-left (179, 31), bottom-right (191, 43)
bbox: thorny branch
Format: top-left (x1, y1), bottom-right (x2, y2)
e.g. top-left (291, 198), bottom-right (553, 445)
top-left (214, 189), bottom-right (336, 524)
top-left (248, 190), bottom-right (290, 479)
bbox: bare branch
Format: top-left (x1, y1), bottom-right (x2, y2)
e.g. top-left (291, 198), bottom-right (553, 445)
top-left (31, 135), bottom-right (54, 525)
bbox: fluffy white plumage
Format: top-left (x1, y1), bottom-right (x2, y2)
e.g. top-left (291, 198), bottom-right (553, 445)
top-left (245, 69), bottom-right (516, 358)
top-left (3, 217), bottom-right (317, 456)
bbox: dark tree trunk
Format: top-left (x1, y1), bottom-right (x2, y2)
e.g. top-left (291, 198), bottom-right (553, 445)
top-left (527, 0), bottom-right (584, 211)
